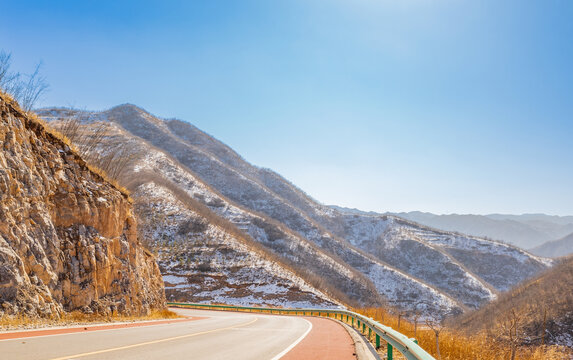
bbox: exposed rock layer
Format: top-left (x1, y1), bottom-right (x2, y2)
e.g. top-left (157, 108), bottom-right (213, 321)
top-left (0, 94), bottom-right (166, 317)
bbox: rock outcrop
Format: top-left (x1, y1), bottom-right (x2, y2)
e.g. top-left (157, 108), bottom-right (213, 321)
top-left (0, 93), bottom-right (166, 318)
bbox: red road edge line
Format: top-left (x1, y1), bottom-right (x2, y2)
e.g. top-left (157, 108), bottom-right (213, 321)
top-left (0, 316), bottom-right (207, 340)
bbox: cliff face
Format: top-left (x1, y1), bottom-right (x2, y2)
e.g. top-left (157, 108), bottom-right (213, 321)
top-left (0, 94), bottom-right (166, 318)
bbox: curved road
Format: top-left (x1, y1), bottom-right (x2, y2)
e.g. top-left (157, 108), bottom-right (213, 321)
top-left (0, 308), bottom-right (356, 360)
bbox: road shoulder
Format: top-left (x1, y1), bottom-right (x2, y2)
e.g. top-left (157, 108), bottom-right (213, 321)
top-left (340, 321), bottom-right (380, 360)
top-left (280, 316), bottom-right (356, 360)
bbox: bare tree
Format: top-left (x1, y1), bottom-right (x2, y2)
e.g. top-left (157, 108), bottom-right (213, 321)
top-left (425, 316), bottom-right (444, 360)
top-left (0, 51), bottom-right (13, 85)
top-left (411, 311), bottom-right (421, 338)
top-left (0, 50), bottom-right (48, 111)
top-left (0, 51), bottom-right (21, 96)
top-left (495, 308), bottom-right (528, 360)
top-left (541, 307), bottom-right (547, 346)
top-left (58, 115), bottom-right (142, 182)
top-left (18, 62), bottom-right (49, 112)
top-left (397, 310), bottom-right (407, 331)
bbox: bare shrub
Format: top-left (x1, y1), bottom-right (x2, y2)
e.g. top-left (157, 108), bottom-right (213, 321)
top-left (57, 115), bottom-right (142, 183)
top-left (357, 306), bottom-right (573, 360)
top-left (425, 315), bottom-right (445, 360)
top-left (177, 218), bottom-right (209, 235)
top-left (495, 308), bottom-right (529, 360)
top-left (455, 256), bottom-right (573, 347)
top-left (0, 51), bottom-right (48, 112)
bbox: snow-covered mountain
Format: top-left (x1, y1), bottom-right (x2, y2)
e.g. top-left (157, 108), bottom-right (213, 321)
top-left (38, 104), bottom-right (553, 317)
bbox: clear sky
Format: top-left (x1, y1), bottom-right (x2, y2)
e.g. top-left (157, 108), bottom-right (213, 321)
top-left (2, 1), bottom-right (572, 215)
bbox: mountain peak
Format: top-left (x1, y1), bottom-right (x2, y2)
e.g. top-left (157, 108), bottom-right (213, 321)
top-left (108, 103), bottom-right (148, 115)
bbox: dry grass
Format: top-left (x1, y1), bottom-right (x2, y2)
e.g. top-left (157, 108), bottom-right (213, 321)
top-left (0, 309), bottom-right (180, 331)
top-left (455, 256), bottom-right (573, 339)
top-left (353, 307), bottom-right (572, 360)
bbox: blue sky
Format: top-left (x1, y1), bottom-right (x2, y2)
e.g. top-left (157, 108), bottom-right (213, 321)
top-left (2, 0), bottom-right (572, 215)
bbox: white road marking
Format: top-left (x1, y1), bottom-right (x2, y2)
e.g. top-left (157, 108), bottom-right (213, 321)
top-left (49, 317), bottom-right (258, 360)
top-left (0, 318), bottom-right (197, 342)
top-left (269, 319), bottom-right (313, 360)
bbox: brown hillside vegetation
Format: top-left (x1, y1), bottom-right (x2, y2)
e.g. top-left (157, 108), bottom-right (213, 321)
top-left (355, 259), bottom-right (573, 359)
top-left (455, 255), bottom-right (573, 347)
top-left (356, 306), bottom-right (572, 359)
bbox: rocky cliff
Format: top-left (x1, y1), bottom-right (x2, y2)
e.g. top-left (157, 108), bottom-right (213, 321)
top-left (0, 93), bottom-right (166, 318)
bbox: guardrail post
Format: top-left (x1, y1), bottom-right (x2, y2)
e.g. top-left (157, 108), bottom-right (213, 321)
top-left (352, 317), bottom-right (354, 327)
top-left (362, 323), bottom-right (366, 333)
top-left (387, 343), bottom-right (393, 360)
top-left (375, 334), bottom-right (380, 349)
top-left (368, 327), bottom-right (371, 339)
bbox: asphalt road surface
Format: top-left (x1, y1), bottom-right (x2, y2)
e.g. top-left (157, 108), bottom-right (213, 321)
top-left (0, 308), bottom-right (355, 360)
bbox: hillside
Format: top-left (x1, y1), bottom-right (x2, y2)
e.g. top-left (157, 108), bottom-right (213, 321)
top-left (133, 178), bottom-right (342, 308)
top-left (38, 104), bottom-right (552, 317)
top-left (0, 93), bottom-right (166, 318)
top-left (390, 211), bottom-right (573, 249)
top-left (39, 110), bottom-right (358, 309)
top-left (531, 233), bottom-right (573, 258)
top-left (455, 256), bottom-right (573, 348)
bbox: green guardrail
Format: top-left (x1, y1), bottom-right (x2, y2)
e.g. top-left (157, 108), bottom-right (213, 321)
top-left (167, 302), bottom-right (436, 360)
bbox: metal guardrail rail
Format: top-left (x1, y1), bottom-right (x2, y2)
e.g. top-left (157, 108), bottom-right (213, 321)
top-left (168, 302), bottom-right (436, 360)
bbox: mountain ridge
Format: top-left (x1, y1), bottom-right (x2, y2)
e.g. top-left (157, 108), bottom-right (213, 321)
top-left (387, 211), bottom-right (573, 249)
top-left (37, 103), bottom-right (552, 317)
top-left (530, 233), bottom-right (573, 258)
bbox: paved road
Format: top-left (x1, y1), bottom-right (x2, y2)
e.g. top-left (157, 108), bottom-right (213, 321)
top-left (0, 308), bottom-right (355, 360)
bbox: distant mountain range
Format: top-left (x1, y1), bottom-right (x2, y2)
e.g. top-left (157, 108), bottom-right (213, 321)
top-left (531, 233), bottom-right (573, 258)
top-left (38, 104), bottom-right (552, 317)
top-left (382, 211), bottom-right (573, 252)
